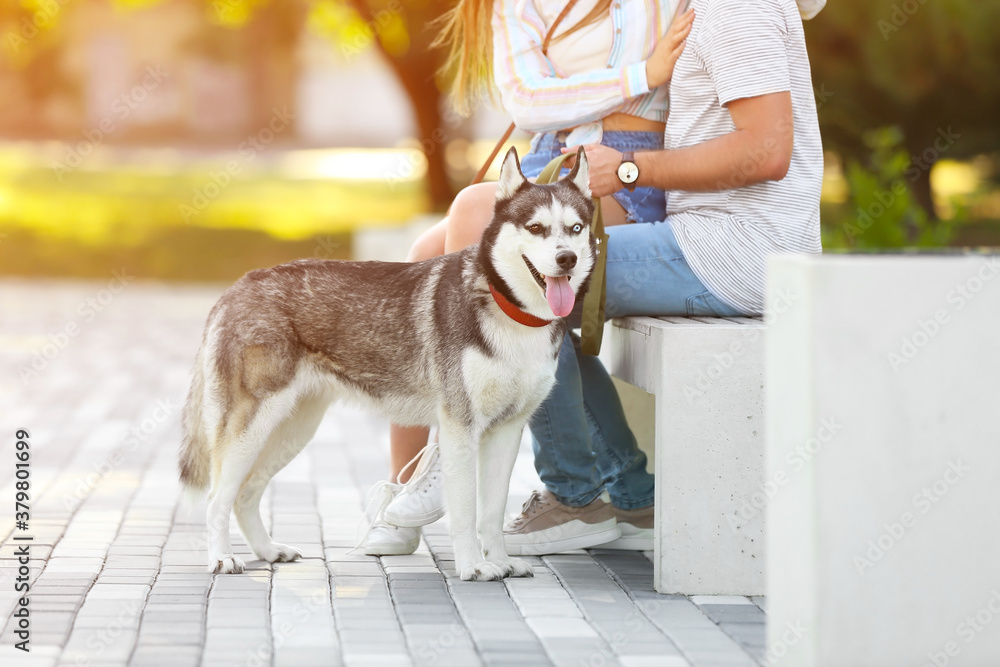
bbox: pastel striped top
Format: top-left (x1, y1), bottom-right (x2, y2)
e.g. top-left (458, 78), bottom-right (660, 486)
top-left (492, 0), bottom-right (674, 140)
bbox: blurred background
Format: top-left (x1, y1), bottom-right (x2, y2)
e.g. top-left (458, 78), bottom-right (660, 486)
top-left (0, 0), bottom-right (997, 282)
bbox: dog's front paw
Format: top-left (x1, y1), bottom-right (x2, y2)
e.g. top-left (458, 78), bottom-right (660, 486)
top-left (460, 561), bottom-right (507, 582)
top-left (492, 556), bottom-right (534, 578)
top-left (210, 554), bottom-right (246, 574)
top-left (257, 542), bottom-right (302, 563)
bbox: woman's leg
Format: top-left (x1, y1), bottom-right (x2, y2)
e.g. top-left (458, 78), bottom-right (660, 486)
top-left (406, 219), bottom-right (447, 262)
top-left (388, 425), bottom-right (430, 483)
top-left (444, 182), bottom-right (499, 252)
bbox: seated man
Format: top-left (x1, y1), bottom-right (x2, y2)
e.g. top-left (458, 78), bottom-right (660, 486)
top-left (504, 0), bottom-right (824, 554)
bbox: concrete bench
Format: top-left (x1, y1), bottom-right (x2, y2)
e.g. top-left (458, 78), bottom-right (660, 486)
top-left (602, 315), bottom-right (766, 596)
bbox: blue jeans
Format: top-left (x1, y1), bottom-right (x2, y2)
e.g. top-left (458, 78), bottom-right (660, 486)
top-left (528, 220), bottom-right (745, 509)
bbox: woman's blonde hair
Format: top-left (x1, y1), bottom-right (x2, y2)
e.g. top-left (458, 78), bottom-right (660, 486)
top-left (434, 0), bottom-right (613, 116)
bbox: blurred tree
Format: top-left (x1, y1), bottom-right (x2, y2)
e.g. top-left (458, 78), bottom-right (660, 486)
top-left (0, 0), bottom-right (79, 136)
top-left (310, 0), bottom-right (455, 209)
top-left (805, 0), bottom-right (1000, 219)
top-left (193, 0), bottom-right (458, 206)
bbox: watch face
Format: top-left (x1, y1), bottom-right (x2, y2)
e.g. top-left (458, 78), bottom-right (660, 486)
top-left (618, 161), bottom-right (639, 184)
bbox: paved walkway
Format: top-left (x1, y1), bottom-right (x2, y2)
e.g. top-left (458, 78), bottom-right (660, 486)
top-left (0, 279), bottom-right (767, 666)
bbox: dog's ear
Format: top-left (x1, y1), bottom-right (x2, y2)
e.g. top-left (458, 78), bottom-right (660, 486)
top-left (567, 146), bottom-right (591, 197)
top-left (497, 146), bottom-right (526, 200)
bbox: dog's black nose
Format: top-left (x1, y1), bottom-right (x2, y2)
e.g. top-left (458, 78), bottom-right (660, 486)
top-left (556, 251), bottom-right (577, 270)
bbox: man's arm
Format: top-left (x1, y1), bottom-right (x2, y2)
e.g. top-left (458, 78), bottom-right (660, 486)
top-left (577, 91), bottom-right (794, 197)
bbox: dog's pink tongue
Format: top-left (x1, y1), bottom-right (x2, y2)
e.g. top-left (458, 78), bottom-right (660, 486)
top-left (544, 276), bottom-right (575, 318)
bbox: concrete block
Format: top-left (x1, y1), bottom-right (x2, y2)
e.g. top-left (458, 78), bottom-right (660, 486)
top-left (766, 254), bottom-right (1000, 666)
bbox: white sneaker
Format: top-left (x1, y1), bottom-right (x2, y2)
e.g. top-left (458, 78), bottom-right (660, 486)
top-left (361, 521), bottom-right (421, 556)
top-left (383, 443), bottom-right (446, 528)
top-left (358, 481), bottom-right (421, 556)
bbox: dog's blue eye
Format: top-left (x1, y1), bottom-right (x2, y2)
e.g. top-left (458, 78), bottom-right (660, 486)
top-left (572, 224), bottom-right (583, 233)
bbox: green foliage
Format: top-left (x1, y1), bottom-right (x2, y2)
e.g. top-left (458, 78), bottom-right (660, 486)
top-left (805, 0), bottom-right (1000, 164)
top-left (823, 126), bottom-right (954, 249)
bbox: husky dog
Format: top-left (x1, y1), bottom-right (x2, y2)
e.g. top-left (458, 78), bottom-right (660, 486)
top-left (179, 147), bottom-right (596, 581)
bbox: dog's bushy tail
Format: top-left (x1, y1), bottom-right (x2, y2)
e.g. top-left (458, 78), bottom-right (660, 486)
top-left (179, 347), bottom-right (211, 492)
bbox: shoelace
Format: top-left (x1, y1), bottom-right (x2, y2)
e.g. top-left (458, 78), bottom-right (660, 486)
top-left (350, 480), bottom-right (400, 553)
top-left (350, 441), bottom-right (438, 552)
top-left (510, 490), bottom-right (549, 527)
top-left (398, 442), bottom-right (441, 497)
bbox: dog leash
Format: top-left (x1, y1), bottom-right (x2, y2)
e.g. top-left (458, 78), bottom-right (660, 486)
top-left (533, 152), bottom-right (608, 356)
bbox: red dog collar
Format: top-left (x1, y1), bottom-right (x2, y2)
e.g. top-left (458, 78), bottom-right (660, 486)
top-left (488, 282), bottom-right (553, 327)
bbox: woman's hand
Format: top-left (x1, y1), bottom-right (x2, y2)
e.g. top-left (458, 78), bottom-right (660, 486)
top-left (645, 8), bottom-right (695, 89)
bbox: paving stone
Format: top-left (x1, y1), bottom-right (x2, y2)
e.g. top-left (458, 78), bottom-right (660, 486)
top-left (84, 584), bottom-right (150, 600)
top-left (388, 578), bottom-right (449, 589)
top-left (619, 657), bottom-right (690, 667)
top-left (526, 617), bottom-right (601, 639)
top-left (129, 644), bottom-right (201, 666)
top-left (275, 647), bottom-right (345, 667)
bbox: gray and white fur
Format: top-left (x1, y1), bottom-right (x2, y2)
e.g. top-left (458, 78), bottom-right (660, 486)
top-left (179, 147), bottom-right (596, 581)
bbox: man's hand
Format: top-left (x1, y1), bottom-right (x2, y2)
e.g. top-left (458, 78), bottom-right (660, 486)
top-left (561, 144), bottom-right (624, 197)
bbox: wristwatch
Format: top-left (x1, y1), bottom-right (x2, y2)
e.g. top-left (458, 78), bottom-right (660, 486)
top-left (617, 151), bottom-right (639, 192)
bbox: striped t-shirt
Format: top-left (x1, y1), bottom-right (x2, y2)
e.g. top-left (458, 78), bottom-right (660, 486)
top-left (665, 0), bottom-right (824, 315)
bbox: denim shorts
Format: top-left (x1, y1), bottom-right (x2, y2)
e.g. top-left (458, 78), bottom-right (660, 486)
top-left (519, 131), bottom-right (666, 224)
